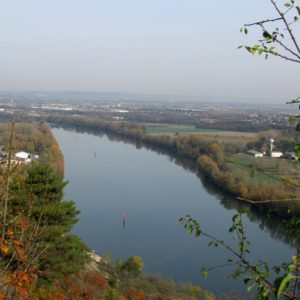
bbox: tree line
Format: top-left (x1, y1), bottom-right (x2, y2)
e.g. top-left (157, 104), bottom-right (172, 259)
top-left (49, 115), bottom-right (292, 203)
top-left (0, 122), bottom-right (86, 298)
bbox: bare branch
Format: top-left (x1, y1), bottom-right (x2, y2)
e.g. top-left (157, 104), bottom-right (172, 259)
top-left (275, 38), bottom-right (300, 60)
top-left (264, 49), bottom-right (300, 63)
top-left (244, 17), bottom-right (282, 27)
top-left (270, 0), bottom-right (300, 55)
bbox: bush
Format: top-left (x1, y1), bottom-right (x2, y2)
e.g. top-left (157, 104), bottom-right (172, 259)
top-left (122, 256), bottom-right (144, 277)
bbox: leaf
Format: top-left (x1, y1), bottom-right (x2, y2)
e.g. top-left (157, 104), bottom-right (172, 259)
top-left (273, 266), bottom-right (280, 274)
top-left (296, 6), bottom-right (300, 15)
top-left (288, 116), bottom-right (295, 125)
top-left (274, 273), bottom-right (295, 299)
top-left (243, 277), bottom-right (250, 284)
top-left (187, 225), bottom-right (193, 234)
top-left (292, 255), bottom-right (297, 264)
top-left (238, 242), bottom-right (244, 253)
top-left (1, 245), bottom-right (9, 254)
top-left (247, 282), bottom-right (256, 292)
top-left (263, 31), bottom-right (272, 40)
top-left (201, 267), bottom-right (208, 278)
top-left (294, 144), bottom-right (300, 158)
top-left (232, 212), bottom-right (239, 222)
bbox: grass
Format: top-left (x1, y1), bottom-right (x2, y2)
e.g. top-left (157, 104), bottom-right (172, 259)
top-left (228, 153), bottom-right (300, 184)
top-left (144, 123), bottom-right (257, 146)
top-left (144, 124), bottom-right (220, 135)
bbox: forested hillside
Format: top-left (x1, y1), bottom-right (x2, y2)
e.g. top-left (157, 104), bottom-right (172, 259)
top-left (0, 121), bottom-right (213, 299)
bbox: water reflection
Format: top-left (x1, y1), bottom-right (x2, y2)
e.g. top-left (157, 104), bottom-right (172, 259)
top-left (51, 124), bottom-right (299, 249)
top-left (52, 126), bottom-right (298, 295)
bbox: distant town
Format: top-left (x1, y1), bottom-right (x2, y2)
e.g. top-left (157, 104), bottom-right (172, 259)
top-left (0, 91), bottom-right (296, 133)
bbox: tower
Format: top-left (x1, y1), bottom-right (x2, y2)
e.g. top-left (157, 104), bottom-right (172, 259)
top-left (270, 138), bottom-right (274, 157)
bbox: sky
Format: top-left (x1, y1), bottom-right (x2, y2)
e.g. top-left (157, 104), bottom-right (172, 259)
top-left (0, 0), bottom-right (299, 102)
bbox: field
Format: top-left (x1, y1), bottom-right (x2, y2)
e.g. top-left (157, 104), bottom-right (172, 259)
top-left (228, 153), bottom-right (300, 184)
top-left (144, 123), bottom-right (257, 145)
top-left (144, 124), bottom-right (219, 134)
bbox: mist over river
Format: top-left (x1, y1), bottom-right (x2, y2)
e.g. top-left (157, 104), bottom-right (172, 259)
top-left (52, 127), bottom-right (293, 296)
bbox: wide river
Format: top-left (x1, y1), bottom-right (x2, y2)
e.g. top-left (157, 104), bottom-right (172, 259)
top-left (53, 128), bottom-right (293, 296)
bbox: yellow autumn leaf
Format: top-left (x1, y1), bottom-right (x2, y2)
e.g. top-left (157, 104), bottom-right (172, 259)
top-left (1, 244), bottom-right (9, 254)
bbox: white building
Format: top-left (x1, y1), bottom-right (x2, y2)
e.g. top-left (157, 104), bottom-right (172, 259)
top-left (247, 150), bottom-right (264, 158)
top-left (15, 151), bottom-right (31, 163)
top-left (268, 138), bottom-right (283, 158)
top-left (270, 151), bottom-right (283, 158)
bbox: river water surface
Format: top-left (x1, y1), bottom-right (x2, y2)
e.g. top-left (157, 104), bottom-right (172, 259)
top-left (52, 128), bottom-right (293, 296)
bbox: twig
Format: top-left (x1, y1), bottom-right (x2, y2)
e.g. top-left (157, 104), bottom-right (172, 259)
top-left (244, 17), bottom-right (282, 27)
top-left (270, 0), bottom-right (300, 54)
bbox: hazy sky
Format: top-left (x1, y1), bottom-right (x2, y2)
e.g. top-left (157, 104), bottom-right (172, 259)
top-left (0, 0), bottom-right (298, 102)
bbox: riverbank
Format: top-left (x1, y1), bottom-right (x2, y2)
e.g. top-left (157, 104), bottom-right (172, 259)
top-left (0, 120), bottom-right (217, 299)
top-left (0, 121), bottom-right (64, 174)
top-left (53, 126), bottom-right (296, 296)
top-left (32, 250), bottom-right (214, 300)
top-left (48, 115), bottom-right (295, 206)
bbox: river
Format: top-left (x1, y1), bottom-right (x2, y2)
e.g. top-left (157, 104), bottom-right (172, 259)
top-left (52, 127), bottom-right (294, 296)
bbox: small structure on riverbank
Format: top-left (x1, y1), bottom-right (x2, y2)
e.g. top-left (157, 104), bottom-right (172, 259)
top-left (247, 150), bottom-right (264, 158)
top-left (268, 138), bottom-right (283, 158)
top-left (0, 150), bottom-right (40, 167)
top-left (270, 151), bottom-right (283, 158)
top-left (15, 151), bottom-right (32, 164)
top-left (248, 138), bottom-right (285, 159)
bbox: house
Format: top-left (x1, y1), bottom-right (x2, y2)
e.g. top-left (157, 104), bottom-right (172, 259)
top-left (247, 150), bottom-right (264, 158)
top-left (15, 151), bottom-right (31, 164)
top-left (270, 151), bottom-right (283, 158)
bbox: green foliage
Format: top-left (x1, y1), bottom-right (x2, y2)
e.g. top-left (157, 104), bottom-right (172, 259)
top-left (145, 124), bottom-right (220, 135)
top-left (11, 163), bottom-right (86, 283)
top-left (37, 234), bottom-right (86, 282)
top-left (182, 1), bottom-right (300, 298)
top-left (0, 122), bottom-right (64, 174)
top-left (104, 288), bottom-right (121, 300)
top-left (115, 258), bottom-right (124, 270)
top-left (99, 256), bottom-right (213, 300)
top-left (0, 121), bottom-right (85, 297)
top-left (180, 211), bottom-right (300, 299)
top-left (122, 256), bottom-right (144, 277)
top-left (25, 164), bottom-right (66, 202)
top-left (240, 0), bottom-right (300, 64)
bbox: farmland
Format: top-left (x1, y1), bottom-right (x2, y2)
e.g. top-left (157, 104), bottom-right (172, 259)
top-left (144, 123), bottom-right (257, 146)
top-left (144, 124), bottom-right (220, 134)
top-left (228, 153), bottom-right (300, 184)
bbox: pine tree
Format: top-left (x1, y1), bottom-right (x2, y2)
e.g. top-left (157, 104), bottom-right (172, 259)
top-left (11, 164), bottom-right (86, 283)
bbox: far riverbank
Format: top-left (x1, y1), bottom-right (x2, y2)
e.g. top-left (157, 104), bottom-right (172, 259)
top-left (48, 116), bottom-right (299, 213)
